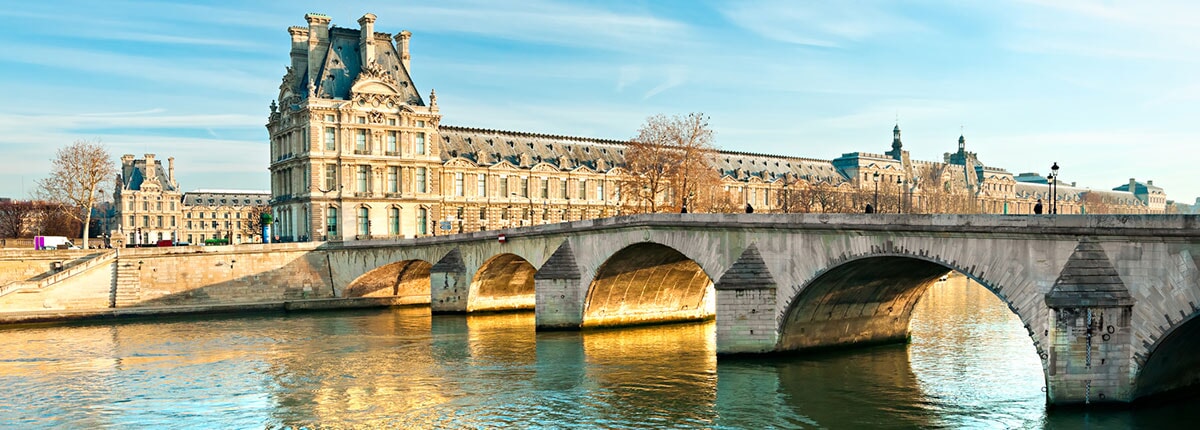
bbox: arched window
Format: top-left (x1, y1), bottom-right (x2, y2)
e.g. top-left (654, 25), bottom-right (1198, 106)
top-left (417, 207), bottom-right (428, 235)
top-left (358, 206), bottom-right (370, 236)
top-left (389, 207), bottom-right (400, 236)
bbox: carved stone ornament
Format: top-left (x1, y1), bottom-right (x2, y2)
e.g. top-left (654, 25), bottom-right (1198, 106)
top-left (280, 66), bottom-right (297, 91)
top-left (369, 111), bottom-right (385, 124)
top-left (357, 61), bottom-right (397, 86)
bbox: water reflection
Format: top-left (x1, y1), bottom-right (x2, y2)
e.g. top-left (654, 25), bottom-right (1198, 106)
top-left (1, 281), bottom-right (1198, 428)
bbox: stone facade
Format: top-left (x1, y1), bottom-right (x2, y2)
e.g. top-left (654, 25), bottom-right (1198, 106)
top-left (179, 190), bottom-right (271, 245)
top-left (268, 13), bottom-right (1168, 244)
top-left (113, 154), bottom-right (270, 247)
top-left (113, 153), bottom-right (181, 246)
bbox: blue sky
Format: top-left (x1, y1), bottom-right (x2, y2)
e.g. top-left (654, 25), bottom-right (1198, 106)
top-left (1, 1), bottom-right (1196, 202)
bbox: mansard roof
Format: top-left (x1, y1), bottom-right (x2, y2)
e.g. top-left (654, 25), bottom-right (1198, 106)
top-left (121, 159), bottom-right (176, 193)
top-left (437, 125), bottom-right (846, 183)
top-left (285, 19), bottom-right (423, 106)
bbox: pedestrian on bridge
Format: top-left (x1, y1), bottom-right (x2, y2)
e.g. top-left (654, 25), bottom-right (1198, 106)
top-left (1034, 199), bottom-right (1043, 214)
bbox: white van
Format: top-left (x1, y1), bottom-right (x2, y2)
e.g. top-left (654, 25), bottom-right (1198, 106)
top-left (34, 236), bottom-right (78, 250)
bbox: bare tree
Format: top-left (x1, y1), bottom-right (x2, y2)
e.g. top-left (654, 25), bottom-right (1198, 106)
top-left (35, 140), bottom-right (117, 249)
top-left (0, 200), bottom-right (35, 238)
top-left (623, 113), bottom-right (720, 213)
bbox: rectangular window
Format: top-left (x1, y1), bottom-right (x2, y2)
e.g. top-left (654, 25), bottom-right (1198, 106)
top-left (520, 177), bottom-right (528, 197)
top-left (388, 167), bottom-right (399, 193)
top-left (416, 167), bottom-right (427, 193)
top-left (500, 175), bottom-right (509, 196)
top-left (327, 207), bottom-right (338, 234)
top-left (171, 216), bottom-right (176, 227)
top-left (387, 118), bottom-right (396, 126)
top-left (325, 164), bottom-right (337, 191)
top-left (355, 130), bottom-right (367, 153)
top-left (357, 117), bottom-right (366, 124)
top-left (415, 132), bottom-right (426, 154)
top-left (170, 202), bottom-right (175, 211)
top-left (129, 215), bottom-right (135, 225)
top-left (479, 207), bottom-right (487, 220)
top-left (477, 174), bottom-right (486, 197)
top-left (541, 178), bottom-right (549, 199)
top-left (417, 120), bottom-right (426, 127)
top-left (142, 202), bottom-right (148, 211)
top-left (579, 180), bottom-right (587, 200)
top-left (324, 127), bottom-right (336, 151)
top-left (597, 182), bottom-right (604, 200)
top-left (142, 215), bottom-right (149, 227)
top-left (156, 201), bottom-right (162, 211)
top-left (454, 173), bottom-right (464, 197)
top-left (387, 131), bottom-right (398, 154)
top-left (560, 179), bottom-right (568, 199)
top-left (389, 207), bottom-right (400, 235)
top-left (357, 165), bottom-right (369, 193)
top-left (127, 201), bottom-right (133, 211)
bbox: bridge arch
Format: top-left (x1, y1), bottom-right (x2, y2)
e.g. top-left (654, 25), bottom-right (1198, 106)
top-left (779, 252), bottom-right (1047, 384)
top-left (344, 259), bottom-right (433, 300)
top-left (583, 242), bottom-right (715, 328)
top-left (1134, 310), bottom-right (1200, 400)
top-left (468, 253), bottom-right (537, 312)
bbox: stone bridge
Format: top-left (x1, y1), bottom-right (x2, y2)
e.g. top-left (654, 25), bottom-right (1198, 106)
top-left (327, 213), bottom-right (1200, 406)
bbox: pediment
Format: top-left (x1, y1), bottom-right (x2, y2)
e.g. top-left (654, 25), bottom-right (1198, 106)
top-left (570, 166), bottom-right (595, 174)
top-left (530, 162), bottom-right (560, 172)
top-left (351, 80), bottom-right (401, 96)
top-left (489, 160), bottom-right (519, 171)
top-left (445, 157), bottom-right (477, 168)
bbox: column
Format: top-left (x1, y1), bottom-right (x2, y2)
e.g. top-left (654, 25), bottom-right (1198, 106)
top-left (714, 243), bottom-right (779, 354)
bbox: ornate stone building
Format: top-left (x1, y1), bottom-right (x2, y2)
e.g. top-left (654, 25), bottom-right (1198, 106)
top-left (180, 190), bottom-right (271, 245)
top-left (113, 154), bottom-right (270, 247)
top-left (113, 154), bottom-right (181, 246)
top-left (267, 13), bottom-right (1167, 243)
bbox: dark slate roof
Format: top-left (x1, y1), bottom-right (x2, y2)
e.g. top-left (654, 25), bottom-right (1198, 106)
top-left (438, 125), bottom-right (843, 183)
top-left (182, 190), bottom-right (271, 207)
top-left (121, 159), bottom-right (176, 192)
top-left (301, 27), bottom-right (423, 105)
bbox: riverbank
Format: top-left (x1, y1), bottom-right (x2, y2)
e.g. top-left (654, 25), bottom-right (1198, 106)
top-left (0, 296), bottom-right (424, 326)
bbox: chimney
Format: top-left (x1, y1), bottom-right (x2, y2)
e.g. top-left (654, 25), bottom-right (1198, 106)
top-left (305, 13), bottom-right (331, 87)
top-left (1147, 180), bottom-right (1153, 186)
top-left (168, 157), bottom-right (176, 186)
top-left (287, 26), bottom-right (309, 78)
top-left (358, 13), bottom-right (377, 66)
top-left (143, 154), bottom-right (156, 181)
top-left (395, 30), bottom-right (412, 72)
top-left (121, 154), bottom-right (135, 167)
top-left (1129, 178), bottom-right (1137, 191)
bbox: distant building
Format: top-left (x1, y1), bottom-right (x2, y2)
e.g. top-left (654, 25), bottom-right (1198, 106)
top-left (112, 154), bottom-right (269, 247)
top-left (180, 190), bottom-right (271, 245)
top-left (266, 13), bottom-right (1169, 242)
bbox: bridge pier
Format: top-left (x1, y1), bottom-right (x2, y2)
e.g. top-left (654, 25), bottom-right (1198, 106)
top-left (1044, 239), bottom-right (1136, 405)
top-left (714, 244), bottom-right (779, 354)
top-left (430, 249), bottom-right (469, 314)
top-left (534, 242), bottom-right (585, 330)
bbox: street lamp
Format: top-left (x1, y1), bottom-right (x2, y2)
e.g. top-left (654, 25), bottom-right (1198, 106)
top-left (872, 171), bottom-right (880, 212)
top-left (896, 177), bottom-right (904, 214)
top-left (1050, 162), bottom-right (1060, 214)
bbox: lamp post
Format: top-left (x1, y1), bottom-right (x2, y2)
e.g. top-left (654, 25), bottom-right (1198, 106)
top-left (1050, 162), bottom-right (1059, 214)
top-left (872, 171), bottom-right (880, 212)
top-left (896, 177), bottom-right (904, 214)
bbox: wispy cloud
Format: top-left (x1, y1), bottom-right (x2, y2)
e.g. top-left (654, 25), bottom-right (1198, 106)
top-left (371, 0), bottom-right (691, 53)
top-left (719, 0), bottom-right (929, 48)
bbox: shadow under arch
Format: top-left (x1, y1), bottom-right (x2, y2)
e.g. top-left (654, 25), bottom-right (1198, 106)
top-left (778, 254), bottom-right (1052, 401)
top-left (583, 242), bottom-right (714, 328)
top-left (1134, 310), bottom-right (1200, 401)
top-left (344, 259), bottom-right (432, 301)
top-left (468, 253), bottom-right (536, 312)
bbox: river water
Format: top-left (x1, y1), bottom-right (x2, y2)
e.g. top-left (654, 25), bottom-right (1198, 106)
top-left (1, 277), bottom-right (1197, 429)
